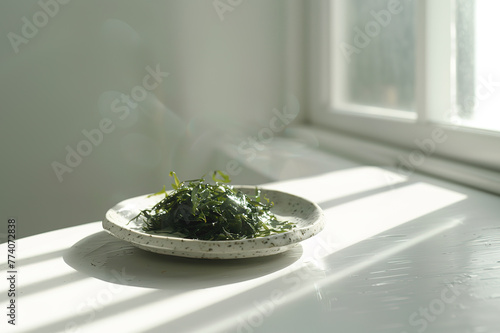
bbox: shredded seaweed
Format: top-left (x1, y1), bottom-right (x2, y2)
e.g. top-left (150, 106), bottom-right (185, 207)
top-left (130, 171), bottom-right (294, 240)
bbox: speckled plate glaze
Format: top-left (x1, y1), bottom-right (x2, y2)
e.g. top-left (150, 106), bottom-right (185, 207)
top-left (102, 186), bottom-right (324, 259)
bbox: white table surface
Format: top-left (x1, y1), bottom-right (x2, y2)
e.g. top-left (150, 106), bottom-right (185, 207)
top-left (2, 161), bottom-right (500, 333)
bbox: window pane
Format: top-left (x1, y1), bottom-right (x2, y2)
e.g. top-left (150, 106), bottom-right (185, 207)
top-left (452, 0), bottom-right (500, 132)
top-left (334, 0), bottom-right (416, 112)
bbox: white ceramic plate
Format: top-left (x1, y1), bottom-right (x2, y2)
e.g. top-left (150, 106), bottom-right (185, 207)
top-left (102, 186), bottom-right (324, 259)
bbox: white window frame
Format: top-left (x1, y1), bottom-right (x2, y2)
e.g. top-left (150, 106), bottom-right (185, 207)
top-left (306, 0), bottom-right (500, 174)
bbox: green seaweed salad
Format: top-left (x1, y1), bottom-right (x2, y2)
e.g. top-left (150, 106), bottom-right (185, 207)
top-left (131, 171), bottom-right (295, 240)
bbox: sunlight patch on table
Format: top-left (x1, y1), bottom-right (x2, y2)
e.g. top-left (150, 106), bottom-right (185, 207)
top-left (264, 167), bottom-right (407, 203)
top-left (322, 182), bottom-right (467, 249)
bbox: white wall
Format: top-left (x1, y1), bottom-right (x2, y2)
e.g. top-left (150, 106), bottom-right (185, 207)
top-left (0, 0), bottom-right (305, 239)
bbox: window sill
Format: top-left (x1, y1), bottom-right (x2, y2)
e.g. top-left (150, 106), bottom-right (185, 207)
top-left (281, 124), bottom-right (500, 196)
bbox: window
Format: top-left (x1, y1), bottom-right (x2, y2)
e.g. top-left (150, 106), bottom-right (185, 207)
top-left (333, 0), bottom-right (416, 116)
top-left (450, 0), bottom-right (500, 132)
top-left (309, 0), bottom-right (500, 173)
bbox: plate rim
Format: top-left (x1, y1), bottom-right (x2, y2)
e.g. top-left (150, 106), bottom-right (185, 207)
top-left (102, 186), bottom-right (324, 258)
